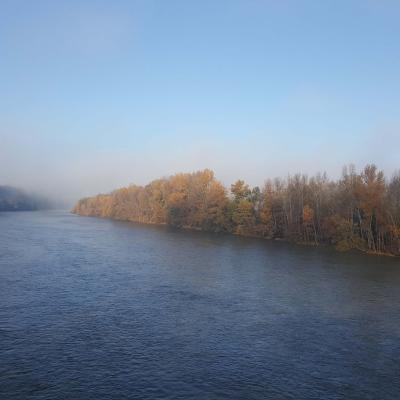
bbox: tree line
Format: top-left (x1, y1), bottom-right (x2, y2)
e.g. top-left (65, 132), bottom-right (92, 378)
top-left (72, 165), bottom-right (400, 256)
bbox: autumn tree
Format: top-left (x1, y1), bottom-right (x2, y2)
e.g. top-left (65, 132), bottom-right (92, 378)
top-left (72, 165), bottom-right (400, 256)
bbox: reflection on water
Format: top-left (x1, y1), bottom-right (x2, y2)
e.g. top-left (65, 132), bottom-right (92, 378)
top-left (0, 211), bottom-right (399, 399)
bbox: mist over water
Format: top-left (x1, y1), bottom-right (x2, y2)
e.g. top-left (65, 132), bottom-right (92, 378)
top-left (1, 131), bottom-right (400, 207)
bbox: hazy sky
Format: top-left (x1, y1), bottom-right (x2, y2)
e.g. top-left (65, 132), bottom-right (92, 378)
top-left (1, 0), bottom-right (399, 204)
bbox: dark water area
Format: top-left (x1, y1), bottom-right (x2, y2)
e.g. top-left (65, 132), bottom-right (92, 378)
top-left (1, 211), bottom-right (399, 400)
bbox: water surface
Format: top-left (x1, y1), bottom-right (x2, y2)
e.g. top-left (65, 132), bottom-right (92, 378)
top-left (1, 211), bottom-right (399, 399)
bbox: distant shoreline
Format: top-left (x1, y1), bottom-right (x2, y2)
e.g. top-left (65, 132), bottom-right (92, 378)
top-left (0, 185), bottom-right (50, 212)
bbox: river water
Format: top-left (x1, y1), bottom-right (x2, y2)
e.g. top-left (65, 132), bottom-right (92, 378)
top-left (0, 211), bottom-right (399, 399)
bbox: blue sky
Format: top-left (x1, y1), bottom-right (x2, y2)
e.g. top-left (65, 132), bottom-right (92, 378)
top-left (1, 0), bottom-right (399, 202)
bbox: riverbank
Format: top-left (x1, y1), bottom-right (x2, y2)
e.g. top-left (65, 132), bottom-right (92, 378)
top-left (72, 210), bottom-right (399, 258)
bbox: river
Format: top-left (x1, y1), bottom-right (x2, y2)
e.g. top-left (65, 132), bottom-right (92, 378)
top-left (0, 211), bottom-right (399, 399)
